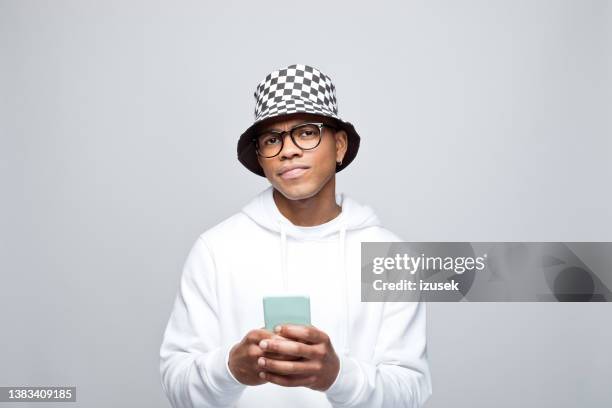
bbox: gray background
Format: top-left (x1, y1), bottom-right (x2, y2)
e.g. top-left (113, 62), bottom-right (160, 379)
top-left (1, 0), bottom-right (610, 407)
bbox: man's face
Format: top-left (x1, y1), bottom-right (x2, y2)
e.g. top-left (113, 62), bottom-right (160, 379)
top-left (255, 112), bottom-right (348, 200)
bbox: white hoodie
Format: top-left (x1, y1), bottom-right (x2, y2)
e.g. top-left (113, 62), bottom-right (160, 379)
top-left (159, 186), bottom-right (432, 408)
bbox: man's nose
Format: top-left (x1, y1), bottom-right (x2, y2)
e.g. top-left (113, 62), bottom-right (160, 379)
top-left (279, 133), bottom-right (302, 158)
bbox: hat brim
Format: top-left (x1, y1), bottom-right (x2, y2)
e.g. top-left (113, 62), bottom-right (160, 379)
top-left (237, 112), bottom-right (361, 177)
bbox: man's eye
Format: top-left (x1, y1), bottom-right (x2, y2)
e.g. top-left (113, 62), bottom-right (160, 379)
top-left (263, 136), bottom-right (279, 145)
top-left (297, 129), bottom-right (318, 139)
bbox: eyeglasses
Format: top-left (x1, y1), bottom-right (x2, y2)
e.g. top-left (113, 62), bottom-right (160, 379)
top-left (253, 122), bottom-right (337, 158)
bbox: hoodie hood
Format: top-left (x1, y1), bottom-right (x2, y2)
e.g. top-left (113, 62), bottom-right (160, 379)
top-left (240, 185), bottom-right (382, 355)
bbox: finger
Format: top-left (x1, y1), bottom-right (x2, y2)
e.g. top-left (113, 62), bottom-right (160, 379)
top-left (259, 339), bottom-right (318, 359)
top-left (271, 334), bottom-right (289, 341)
top-left (257, 357), bottom-right (322, 375)
top-left (258, 371), bottom-right (317, 387)
top-left (260, 334), bottom-right (292, 358)
top-left (259, 327), bottom-right (287, 338)
top-left (276, 324), bottom-right (326, 345)
top-left (246, 344), bottom-right (265, 359)
top-left (263, 351), bottom-right (302, 361)
top-left (245, 329), bottom-right (276, 344)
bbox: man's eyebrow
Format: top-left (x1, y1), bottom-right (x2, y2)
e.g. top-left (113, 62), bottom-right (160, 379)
top-left (260, 121), bottom-right (312, 132)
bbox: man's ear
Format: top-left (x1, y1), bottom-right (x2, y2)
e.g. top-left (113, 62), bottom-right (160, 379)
top-left (334, 130), bottom-right (348, 163)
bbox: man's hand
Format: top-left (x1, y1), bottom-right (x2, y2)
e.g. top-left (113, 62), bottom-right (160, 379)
top-left (256, 324), bottom-right (340, 391)
top-left (228, 328), bottom-right (300, 386)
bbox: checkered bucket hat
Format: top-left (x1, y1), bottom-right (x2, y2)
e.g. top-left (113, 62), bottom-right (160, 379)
top-left (237, 63), bottom-right (361, 177)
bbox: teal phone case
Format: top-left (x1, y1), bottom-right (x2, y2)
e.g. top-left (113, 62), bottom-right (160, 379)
top-left (263, 295), bottom-right (311, 331)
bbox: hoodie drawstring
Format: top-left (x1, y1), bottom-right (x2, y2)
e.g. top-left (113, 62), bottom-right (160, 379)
top-left (279, 221), bottom-right (288, 291)
top-left (338, 225), bottom-right (349, 356)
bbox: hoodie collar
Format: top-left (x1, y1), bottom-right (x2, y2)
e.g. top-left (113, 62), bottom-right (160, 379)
top-left (241, 185), bottom-right (381, 239)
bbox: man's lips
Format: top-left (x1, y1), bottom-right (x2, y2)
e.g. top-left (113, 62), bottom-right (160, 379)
top-left (278, 166), bottom-right (310, 180)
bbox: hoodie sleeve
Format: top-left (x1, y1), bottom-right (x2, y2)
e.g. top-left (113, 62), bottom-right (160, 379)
top-left (159, 236), bottom-right (246, 408)
top-left (325, 300), bottom-right (432, 408)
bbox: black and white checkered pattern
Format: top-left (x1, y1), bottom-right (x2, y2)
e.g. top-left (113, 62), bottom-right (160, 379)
top-left (253, 64), bottom-right (340, 122)
top-left (237, 63), bottom-right (361, 177)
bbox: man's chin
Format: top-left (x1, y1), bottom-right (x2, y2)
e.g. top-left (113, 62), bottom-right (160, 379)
top-left (274, 181), bottom-right (319, 201)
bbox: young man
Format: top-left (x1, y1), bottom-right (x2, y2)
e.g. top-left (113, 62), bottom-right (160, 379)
top-left (159, 64), bottom-right (432, 407)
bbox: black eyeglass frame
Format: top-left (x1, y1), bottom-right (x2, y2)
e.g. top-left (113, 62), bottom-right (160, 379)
top-left (252, 122), bottom-right (338, 158)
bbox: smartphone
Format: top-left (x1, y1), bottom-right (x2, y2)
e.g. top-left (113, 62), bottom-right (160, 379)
top-left (262, 295), bottom-right (311, 331)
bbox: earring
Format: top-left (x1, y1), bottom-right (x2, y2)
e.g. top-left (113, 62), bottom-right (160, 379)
top-left (336, 159), bottom-right (343, 166)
